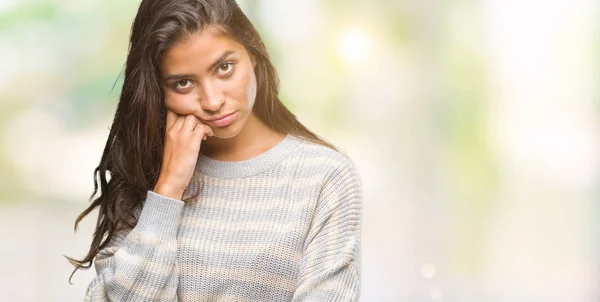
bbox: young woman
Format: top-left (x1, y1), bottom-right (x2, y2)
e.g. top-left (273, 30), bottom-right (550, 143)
top-left (66, 0), bottom-right (363, 301)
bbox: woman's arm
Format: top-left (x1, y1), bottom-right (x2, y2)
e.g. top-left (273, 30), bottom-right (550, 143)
top-left (83, 190), bottom-right (184, 302)
top-left (291, 158), bottom-right (363, 302)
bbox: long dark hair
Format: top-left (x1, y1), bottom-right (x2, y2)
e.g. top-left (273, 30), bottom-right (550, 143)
top-left (65, 0), bottom-right (339, 283)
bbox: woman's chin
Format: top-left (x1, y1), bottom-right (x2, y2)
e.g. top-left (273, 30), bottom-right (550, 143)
top-left (208, 128), bottom-right (241, 140)
top-left (206, 112), bottom-right (251, 140)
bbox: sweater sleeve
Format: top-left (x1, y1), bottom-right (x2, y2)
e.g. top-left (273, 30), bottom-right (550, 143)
top-left (83, 190), bottom-right (184, 302)
top-left (291, 158), bottom-right (363, 302)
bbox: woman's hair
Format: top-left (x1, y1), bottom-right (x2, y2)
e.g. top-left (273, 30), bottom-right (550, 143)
top-left (65, 0), bottom-right (339, 283)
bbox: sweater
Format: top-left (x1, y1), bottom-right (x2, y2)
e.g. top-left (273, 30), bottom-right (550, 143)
top-left (83, 133), bottom-right (363, 302)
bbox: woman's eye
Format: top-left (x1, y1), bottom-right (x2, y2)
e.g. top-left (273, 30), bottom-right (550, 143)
top-left (173, 79), bottom-right (193, 89)
top-left (217, 63), bottom-right (233, 76)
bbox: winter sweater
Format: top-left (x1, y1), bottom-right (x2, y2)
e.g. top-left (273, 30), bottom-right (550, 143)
top-left (83, 133), bottom-right (363, 301)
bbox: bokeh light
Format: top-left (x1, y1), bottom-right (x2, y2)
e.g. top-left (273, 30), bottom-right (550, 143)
top-left (337, 28), bottom-right (371, 66)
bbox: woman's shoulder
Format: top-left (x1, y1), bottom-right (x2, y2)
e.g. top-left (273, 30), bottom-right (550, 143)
top-left (291, 136), bottom-right (363, 206)
top-left (290, 135), bottom-right (360, 179)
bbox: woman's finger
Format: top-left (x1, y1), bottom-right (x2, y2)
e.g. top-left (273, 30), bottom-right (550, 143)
top-left (166, 109), bottom-right (177, 131)
top-left (192, 120), bottom-right (208, 140)
top-left (204, 124), bottom-right (215, 137)
top-left (173, 112), bottom-right (185, 130)
top-left (182, 114), bottom-right (197, 133)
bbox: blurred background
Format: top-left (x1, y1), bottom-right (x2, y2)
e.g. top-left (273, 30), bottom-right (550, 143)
top-left (0, 0), bottom-right (598, 301)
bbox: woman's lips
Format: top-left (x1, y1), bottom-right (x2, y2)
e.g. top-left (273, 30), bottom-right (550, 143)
top-left (207, 111), bottom-right (236, 127)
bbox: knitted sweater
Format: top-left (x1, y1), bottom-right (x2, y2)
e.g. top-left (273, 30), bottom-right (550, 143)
top-left (83, 134), bottom-right (363, 301)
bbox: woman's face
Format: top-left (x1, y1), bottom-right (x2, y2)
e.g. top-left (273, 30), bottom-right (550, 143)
top-left (159, 26), bottom-right (258, 139)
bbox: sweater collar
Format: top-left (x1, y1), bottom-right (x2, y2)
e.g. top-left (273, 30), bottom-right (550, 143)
top-left (195, 133), bottom-right (302, 179)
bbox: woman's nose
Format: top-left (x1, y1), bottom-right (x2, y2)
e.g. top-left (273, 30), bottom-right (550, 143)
top-left (199, 81), bottom-right (225, 111)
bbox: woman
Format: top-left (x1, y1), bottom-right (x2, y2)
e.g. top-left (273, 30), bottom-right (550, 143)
top-left (66, 0), bottom-right (363, 301)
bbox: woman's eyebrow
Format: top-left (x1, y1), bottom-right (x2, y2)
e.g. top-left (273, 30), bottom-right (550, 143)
top-left (206, 50), bottom-right (235, 72)
top-left (163, 74), bottom-right (195, 82)
top-left (163, 50), bottom-right (236, 82)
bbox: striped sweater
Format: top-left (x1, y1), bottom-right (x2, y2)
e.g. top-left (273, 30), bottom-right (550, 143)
top-left (84, 134), bottom-right (363, 301)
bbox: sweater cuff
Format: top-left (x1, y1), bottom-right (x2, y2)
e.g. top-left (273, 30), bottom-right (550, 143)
top-left (134, 190), bottom-right (185, 238)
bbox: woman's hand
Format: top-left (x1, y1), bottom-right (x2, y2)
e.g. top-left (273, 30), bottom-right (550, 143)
top-left (153, 109), bottom-right (214, 200)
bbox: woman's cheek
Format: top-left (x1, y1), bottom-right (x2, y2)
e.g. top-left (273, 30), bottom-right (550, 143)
top-left (165, 93), bottom-right (197, 115)
top-left (246, 69), bottom-right (257, 110)
top-left (228, 68), bottom-right (256, 111)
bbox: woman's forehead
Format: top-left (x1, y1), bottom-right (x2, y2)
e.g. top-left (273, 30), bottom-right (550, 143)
top-left (160, 28), bottom-right (245, 73)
